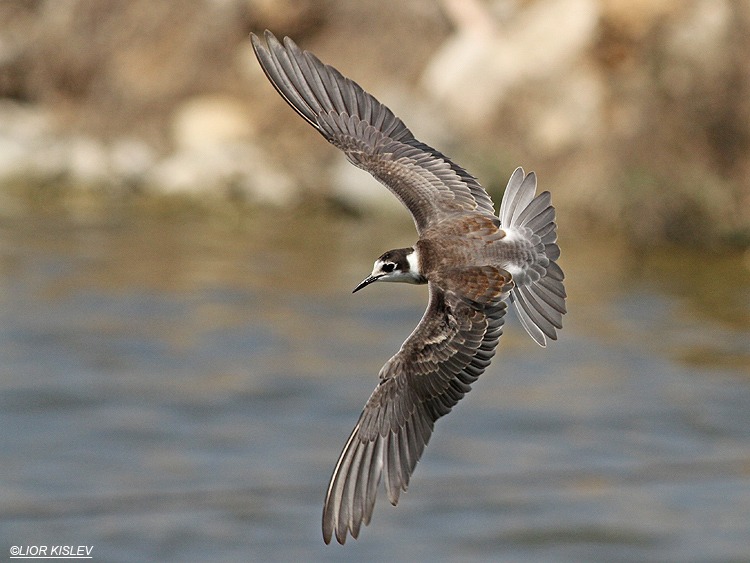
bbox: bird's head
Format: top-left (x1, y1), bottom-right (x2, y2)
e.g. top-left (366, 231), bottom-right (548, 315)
top-left (353, 247), bottom-right (426, 293)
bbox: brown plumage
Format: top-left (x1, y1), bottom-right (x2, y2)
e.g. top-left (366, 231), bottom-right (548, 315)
top-left (251, 31), bottom-right (567, 545)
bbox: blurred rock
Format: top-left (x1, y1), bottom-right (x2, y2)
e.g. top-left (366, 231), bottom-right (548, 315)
top-left (423, 0), bottom-right (599, 127)
top-left (0, 102), bottom-right (46, 180)
top-left (331, 158), bottom-right (402, 213)
top-left (66, 136), bottom-right (110, 187)
top-left (244, 0), bottom-right (325, 36)
top-left (0, 0), bottom-right (747, 244)
top-left (171, 95), bottom-right (255, 151)
top-left (0, 101), bottom-right (69, 184)
top-left (662, 0), bottom-right (733, 89)
top-left (602, 0), bottom-right (685, 39)
top-left (527, 65), bottom-right (605, 154)
top-left (148, 143), bottom-right (297, 205)
top-left (109, 139), bottom-right (158, 187)
top-left (163, 92), bottom-right (294, 204)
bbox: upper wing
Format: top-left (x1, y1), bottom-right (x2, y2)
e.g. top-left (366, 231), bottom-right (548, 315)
top-left (322, 270), bottom-right (511, 545)
top-left (251, 31), bottom-right (497, 233)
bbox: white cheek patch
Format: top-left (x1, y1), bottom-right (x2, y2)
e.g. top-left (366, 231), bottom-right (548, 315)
top-left (406, 249), bottom-right (420, 275)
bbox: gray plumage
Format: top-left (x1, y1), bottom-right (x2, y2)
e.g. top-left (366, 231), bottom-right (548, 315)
top-left (251, 31), bottom-right (567, 545)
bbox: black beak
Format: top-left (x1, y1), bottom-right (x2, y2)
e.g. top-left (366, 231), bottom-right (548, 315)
top-left (353, 275), bottom-right (380, 293)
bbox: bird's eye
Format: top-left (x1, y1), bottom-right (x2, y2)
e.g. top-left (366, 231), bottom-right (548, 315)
top-left (382, 263), bottom-right (395, 273)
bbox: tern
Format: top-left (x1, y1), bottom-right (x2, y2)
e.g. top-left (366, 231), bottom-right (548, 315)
top-left (252, 31), bottom-right (567, 545)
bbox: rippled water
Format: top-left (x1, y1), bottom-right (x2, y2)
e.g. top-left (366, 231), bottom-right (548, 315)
top-left (0, 200), bottom-right (748, 563)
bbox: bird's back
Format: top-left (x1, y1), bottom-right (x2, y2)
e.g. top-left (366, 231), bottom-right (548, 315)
top-left (416, 214), bottom-right (534, 276)
top-left (417, 168), bottom-right (565, 347)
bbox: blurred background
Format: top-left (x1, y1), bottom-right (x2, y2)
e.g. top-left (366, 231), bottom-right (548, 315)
top-left (0, 0), bottom-right (748, 561)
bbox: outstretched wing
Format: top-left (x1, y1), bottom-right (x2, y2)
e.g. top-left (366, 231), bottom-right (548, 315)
top-left (322, 270), bottom-right (511, 545)
top-left (251, 31), bottom-right (497, 233)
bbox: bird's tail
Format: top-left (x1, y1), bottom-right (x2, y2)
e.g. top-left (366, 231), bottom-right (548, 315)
top-left (498, 167), bottom-right (566, 347)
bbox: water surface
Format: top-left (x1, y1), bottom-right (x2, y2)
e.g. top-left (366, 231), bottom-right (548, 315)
top-left (1, 202), bottom-right (748, 562)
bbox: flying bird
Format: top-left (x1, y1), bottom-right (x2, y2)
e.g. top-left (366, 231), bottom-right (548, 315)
top-left (251, 31), bottom-right (566, 545)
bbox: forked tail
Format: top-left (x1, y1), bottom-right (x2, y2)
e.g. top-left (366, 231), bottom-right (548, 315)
top-left (499, 167), bottom-right (566, 346)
